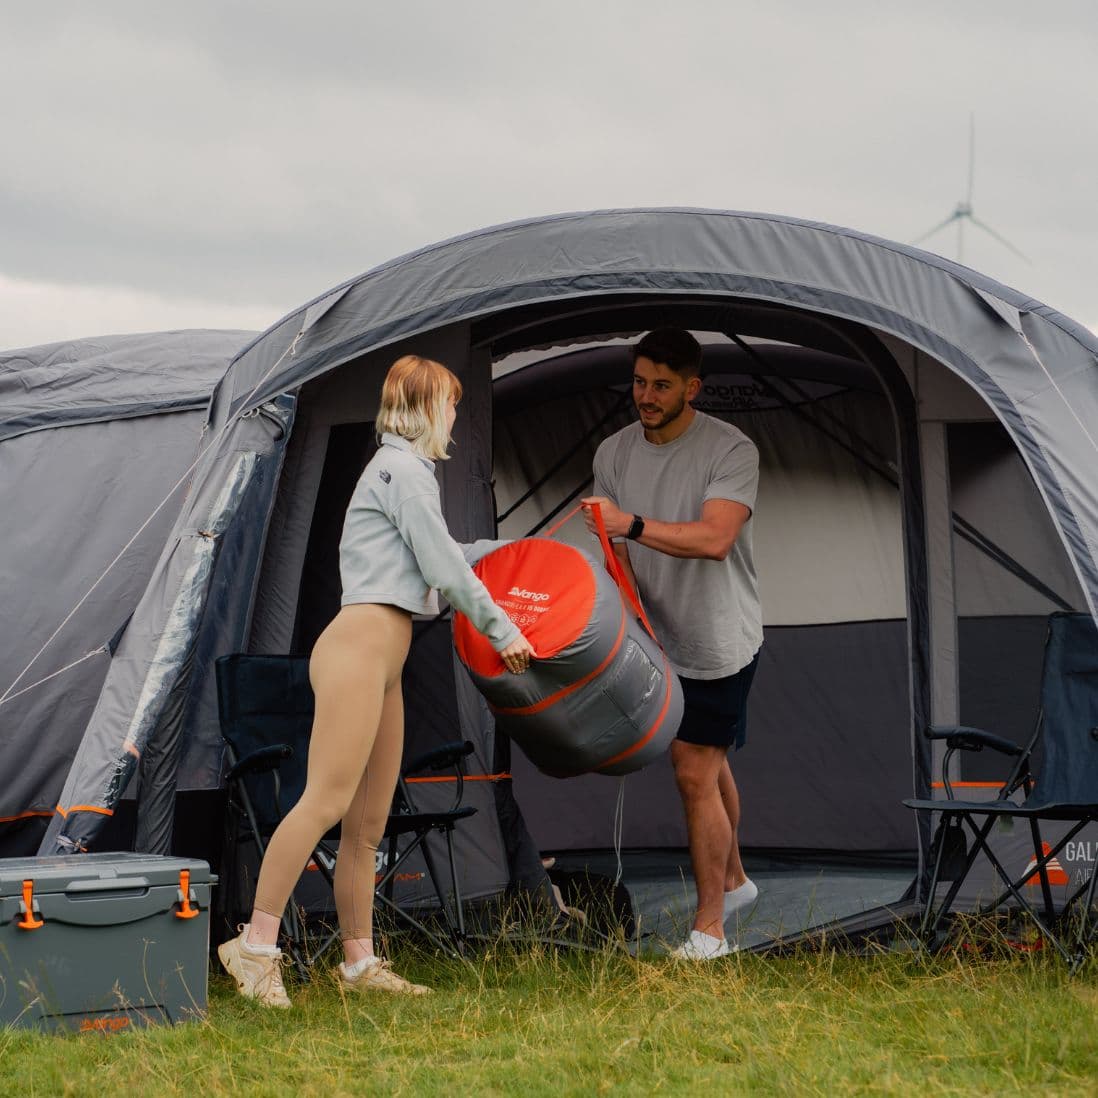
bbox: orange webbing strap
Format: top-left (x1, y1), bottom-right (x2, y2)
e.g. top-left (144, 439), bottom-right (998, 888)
top-left (541, 503), bottom-right (583, 539)
top-left (406, 772), bottom-right (511, 784)
top-left (542, 501), bottom-right (657, 641)
top-left (587, 502), bottom-right (657, 640)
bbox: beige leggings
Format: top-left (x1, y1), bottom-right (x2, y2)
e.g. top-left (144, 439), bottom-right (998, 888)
top-left (252, 603), bottom-right (412, 941)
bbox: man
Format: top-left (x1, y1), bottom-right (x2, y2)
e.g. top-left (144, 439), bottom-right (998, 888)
top-left (582, 328), bottom-right (762, 960)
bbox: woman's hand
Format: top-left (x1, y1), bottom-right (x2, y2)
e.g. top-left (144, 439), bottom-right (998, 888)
top-left (499, 634), bottom-right (536, 674)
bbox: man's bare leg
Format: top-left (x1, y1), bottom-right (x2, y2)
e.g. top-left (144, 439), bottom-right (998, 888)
top-left (671, 740), bottom-right (731, 938)
top-left (718, 757), bottom-right (748, 892)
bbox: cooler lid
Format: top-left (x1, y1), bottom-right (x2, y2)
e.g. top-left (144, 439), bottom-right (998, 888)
top-left (0, 853), bottom-right (212, 897)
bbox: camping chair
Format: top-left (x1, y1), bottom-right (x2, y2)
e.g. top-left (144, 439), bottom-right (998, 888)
top-left (904, 611), bottom-right (1098, 970)
top-left (215, 653), bottom-right (477, 977)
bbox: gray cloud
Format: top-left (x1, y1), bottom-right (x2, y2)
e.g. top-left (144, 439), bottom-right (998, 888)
top-left (2, 1), bottom-right (1096, 331)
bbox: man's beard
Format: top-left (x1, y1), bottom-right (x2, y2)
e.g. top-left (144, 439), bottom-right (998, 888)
top-left (636, 394), bottom-right (686, 430)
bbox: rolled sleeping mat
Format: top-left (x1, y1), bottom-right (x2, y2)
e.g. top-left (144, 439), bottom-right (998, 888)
top-left (453, 536), bottom-right (683, 777)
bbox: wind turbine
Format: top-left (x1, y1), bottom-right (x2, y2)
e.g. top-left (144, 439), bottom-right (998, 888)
top-left (912, 114), bottom-right (1029, 264)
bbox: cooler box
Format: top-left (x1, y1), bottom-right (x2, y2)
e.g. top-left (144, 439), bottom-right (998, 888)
top-left (0, 853), bottom-right (215, 1032)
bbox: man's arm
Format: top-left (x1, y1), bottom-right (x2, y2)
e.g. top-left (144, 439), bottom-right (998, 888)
top-left (582, 496), bottom-right (750, 561)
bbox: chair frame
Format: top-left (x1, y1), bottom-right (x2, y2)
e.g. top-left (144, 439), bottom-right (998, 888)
top-left (906, 614), bottom-right (1098, 971)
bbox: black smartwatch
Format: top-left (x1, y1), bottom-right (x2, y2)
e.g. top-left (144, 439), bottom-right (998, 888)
top-left (626, 514), bottom-right (645, 540)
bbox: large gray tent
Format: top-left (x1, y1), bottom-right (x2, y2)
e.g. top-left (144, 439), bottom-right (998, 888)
top-left (0, 330), bottom-right (252, 855)
top-left (12, 210), bottom-right (1098, 936)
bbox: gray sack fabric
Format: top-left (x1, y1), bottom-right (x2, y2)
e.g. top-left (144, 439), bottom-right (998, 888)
top-left (454, 538), bottom-right (683, 777)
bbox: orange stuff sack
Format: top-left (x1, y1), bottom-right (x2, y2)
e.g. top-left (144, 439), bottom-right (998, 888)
top-left (453, 537), bottom-right (682, 777)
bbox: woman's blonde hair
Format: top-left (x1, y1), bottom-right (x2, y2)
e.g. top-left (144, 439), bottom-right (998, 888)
top-left (376, 355), bottom-right (463, 460)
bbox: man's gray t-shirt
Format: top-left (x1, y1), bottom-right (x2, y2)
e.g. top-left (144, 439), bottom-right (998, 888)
top-left (592, 412), bottom-right (761, 680)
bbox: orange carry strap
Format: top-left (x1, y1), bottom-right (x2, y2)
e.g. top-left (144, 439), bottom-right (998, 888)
top-left (550, 501), bottom-right (657, 640)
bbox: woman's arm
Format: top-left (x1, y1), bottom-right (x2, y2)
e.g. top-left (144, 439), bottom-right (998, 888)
top-left (394, 492), bottom-right (522, 651)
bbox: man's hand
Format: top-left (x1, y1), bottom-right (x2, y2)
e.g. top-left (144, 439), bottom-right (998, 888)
top-left (581, 496), bottom-right (631, 539)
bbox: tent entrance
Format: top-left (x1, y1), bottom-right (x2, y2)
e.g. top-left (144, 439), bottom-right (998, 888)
top-left (484, 318), bottom-right (927, 945)
top-left (486, 303), bottom-right (1082, 945)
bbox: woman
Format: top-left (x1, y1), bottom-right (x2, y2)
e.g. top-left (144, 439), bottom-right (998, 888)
top-left (219, 355), bottom-right (536, 1007)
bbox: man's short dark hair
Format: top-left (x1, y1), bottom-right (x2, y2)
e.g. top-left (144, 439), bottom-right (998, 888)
top-left (632, 328), bottom-right (702, 377)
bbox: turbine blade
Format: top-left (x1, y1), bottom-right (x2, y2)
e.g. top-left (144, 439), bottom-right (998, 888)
top-left (969, 216), bottom-right (1031, 263)
top-left (967, 112), bottom-right (976, 205)
top-left (911, 211), bottom-right (961, 245)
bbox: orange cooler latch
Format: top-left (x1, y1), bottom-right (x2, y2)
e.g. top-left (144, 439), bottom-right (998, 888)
top-left (18, 879), bottom-right (44, 930)
top-left (174, 868), bottom-right (199, 919)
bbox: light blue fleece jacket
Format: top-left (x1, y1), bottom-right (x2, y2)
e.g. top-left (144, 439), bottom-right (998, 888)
top-left (339, 433), bottom-right (521, 653)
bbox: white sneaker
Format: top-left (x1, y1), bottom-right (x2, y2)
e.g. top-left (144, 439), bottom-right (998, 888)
top-left (724, 878), bottom-right (759, 921)
top-left (218, 925), bottom-right (291, 1008)
top-left (338, 956), bottom-right (432, 996)
top-left (669, 929), bottom-right (736, 961)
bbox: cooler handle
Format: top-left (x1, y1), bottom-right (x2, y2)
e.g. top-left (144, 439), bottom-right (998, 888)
top-left (65, 876), bottom-right (151, 893)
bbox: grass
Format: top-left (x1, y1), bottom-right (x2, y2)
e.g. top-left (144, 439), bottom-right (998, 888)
top-left (3, 926), bottom-right (1097, 1097)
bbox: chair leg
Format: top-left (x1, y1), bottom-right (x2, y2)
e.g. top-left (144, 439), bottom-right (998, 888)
top-left (918, 813), bottom-right (957, 940)
top-left (961, 817), bottom-right (1074, 967)
top-left (416, 826), bottom-right (467, 952)
top-left (1027, 817), bottom-right (1055, 920)
top-left (443, 826), bottom-right (467, 949)
top-left (374, 833), bottom-right (461, 957)
top-left (919, 812), bottom-right (996, 947)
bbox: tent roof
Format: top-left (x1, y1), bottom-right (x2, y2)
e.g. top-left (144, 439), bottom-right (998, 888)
top-left (0, 329), bottom-right (253, 442)
top-left (222, 207), bottom-right (1097, 414)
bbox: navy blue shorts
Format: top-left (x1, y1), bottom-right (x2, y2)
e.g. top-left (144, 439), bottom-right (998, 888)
top-left (676, 650), bottom-right (760, 750)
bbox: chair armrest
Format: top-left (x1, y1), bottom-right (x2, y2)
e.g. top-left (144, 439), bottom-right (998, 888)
top-left (227, 744), bottom-right (293, 781)
top-left (404, 740), bottom-right (474, 776)
top-left (926, 725), bottom-right (1023, 756)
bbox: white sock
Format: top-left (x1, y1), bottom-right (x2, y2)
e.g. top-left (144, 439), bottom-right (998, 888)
top-left (689, 929), bottom-right (725, 946)
top-left (723, 878), bottom-right (758, 918)
top-left (341, 955), bottom-right (380, 980)
top-left (240, 926), bottom-right (280, 956)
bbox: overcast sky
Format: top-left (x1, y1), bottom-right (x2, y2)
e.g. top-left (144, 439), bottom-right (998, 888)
top-left (3, 1), bottom-right (1096, 349)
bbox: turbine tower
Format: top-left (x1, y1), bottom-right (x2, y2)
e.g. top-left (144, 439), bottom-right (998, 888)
top-left (912, 114), bottom-right (1029, 264)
